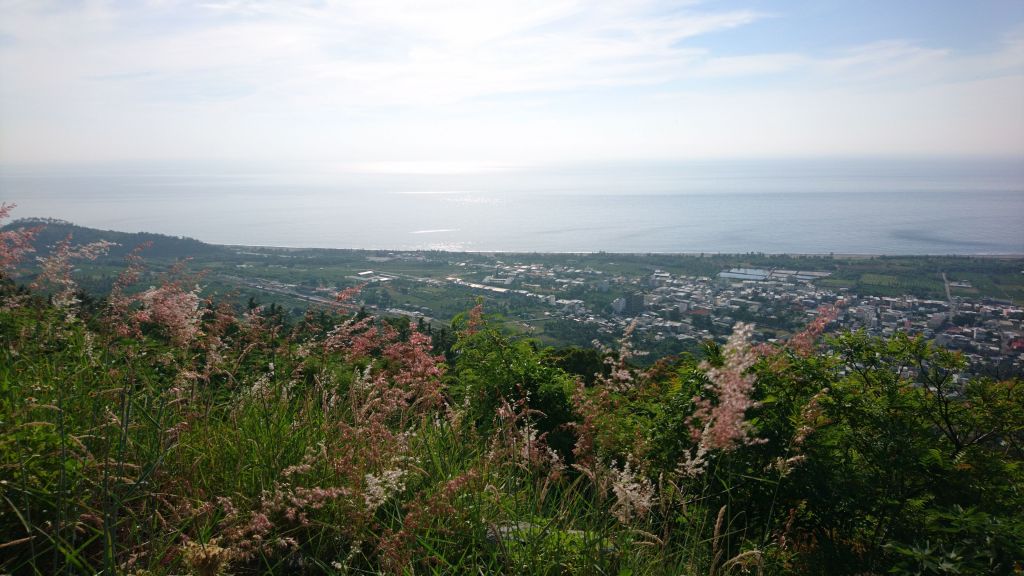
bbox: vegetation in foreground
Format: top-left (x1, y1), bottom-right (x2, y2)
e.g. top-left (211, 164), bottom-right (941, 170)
top-left (2, 207), bottom-right (1023, 575)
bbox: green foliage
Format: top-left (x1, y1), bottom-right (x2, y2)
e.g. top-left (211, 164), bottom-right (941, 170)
top-left (772, 332), bottom-right (1024, 573)
top-left (1, 273), bottom-right (1021, 575)
top-left (887, 506), bottom-right (1024, 575)
top-left (449, 309), bottom-right (578, 458)
top-left (542, 346), bottom-right (607, 386)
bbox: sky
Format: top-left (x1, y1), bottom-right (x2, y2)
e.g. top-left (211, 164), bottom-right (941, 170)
top-left (1, 0), bottom-right (1023, 170)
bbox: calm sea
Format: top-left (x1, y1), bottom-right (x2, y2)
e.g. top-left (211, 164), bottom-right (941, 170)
top-left (2, 158), bottom-right (1023, 254)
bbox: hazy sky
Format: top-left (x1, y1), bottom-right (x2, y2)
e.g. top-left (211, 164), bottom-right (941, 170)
top-left (1, 0), bottom-right (1023, 169)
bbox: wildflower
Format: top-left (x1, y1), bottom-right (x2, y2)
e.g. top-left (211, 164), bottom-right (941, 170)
top-left (793, 387), bottom-right (829, 448)
top-left (515, 419), bottom-right (564, 473)
top-left (384, 330), bottom-right (445, 402)
top-left (465, 301), bottom-right (484, 335)
top-left (364, 468), bottom-right (407, 511)
top-left (134, 282), bottom-right (204, 346)
top-left (445, 396), bottom-right (471, 428)
top-left (196, 301), bottom-right (236, 382)
top-left (106, 252), bottom-right (207, 346)
top-left (771, 386), bottom-right (830, 476)
top-left (771, 455), bottom-right (807, 476)
top-left (788, 305), bottom-right (839, 357)
top-left (0, 203), bottom-right (40, 277)
top-left (570, 380), bottom-right (611, 484)
top-left (676, 424), bottom-right (711, 478)
top-left (595, 319), bottom-right (641, 392)
top-left (107, 243), bottom-right (150, 337)
top-left (378, 469), bottom-right (479, 573)
top-left (274, 536), bottom-right (298, 551)
top-left (487, 397), bottom-right (563, 474)
top-left (247, 512), bottom-right (273, 537)
top-left (323, 315), bottom-right (375, 357)
top-left (689, 322), bottom-right (761, 451)
top-left (81, 330), bottom-right (97, 363)
top-left (335, 282), bottom-right (365, 310)
top-left (181, 538), bottom-right (233, 576)
top-left (32, 236), bottom-right (114, 320)
top-left (281, 462), bottom-right (313, 478)
top-left (609, 459), bottom-right (655, 523)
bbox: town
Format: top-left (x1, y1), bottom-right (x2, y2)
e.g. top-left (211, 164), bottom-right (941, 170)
top-left (215, 248), bottom-right (1024, 377)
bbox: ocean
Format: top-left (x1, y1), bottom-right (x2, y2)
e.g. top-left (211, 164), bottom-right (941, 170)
top-left (2, 158), bottom-right (1023, 254)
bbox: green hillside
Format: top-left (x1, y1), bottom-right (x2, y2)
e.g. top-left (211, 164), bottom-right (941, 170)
top-left (3, 217), bottom-right (226, 260)
top-left (2, 221), bottom-right (1022, 575)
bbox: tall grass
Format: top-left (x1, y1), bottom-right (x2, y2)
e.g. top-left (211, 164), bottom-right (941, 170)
top-left (1, 217), bottom-right (1021, 574)
top-left (0, 287), bottom-right (771, 574)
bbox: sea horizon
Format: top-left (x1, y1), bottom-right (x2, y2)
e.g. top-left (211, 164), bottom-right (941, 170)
top-left (3, 157), bottom-right (1023, 256)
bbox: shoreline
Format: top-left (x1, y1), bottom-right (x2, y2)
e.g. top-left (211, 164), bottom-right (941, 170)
top-left (8, 217), bottom-right (1024, 259)
top-left (223, 244), bottom-right (1024, 259)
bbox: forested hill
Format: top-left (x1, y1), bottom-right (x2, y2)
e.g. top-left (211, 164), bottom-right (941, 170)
top-left (3, 217), bottom-right (225, 259)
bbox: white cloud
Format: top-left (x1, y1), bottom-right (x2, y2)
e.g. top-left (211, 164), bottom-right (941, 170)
top-left (0, 0), bottom-right (761, 108)
top-left (0, 1), bottom-right (1022, 164)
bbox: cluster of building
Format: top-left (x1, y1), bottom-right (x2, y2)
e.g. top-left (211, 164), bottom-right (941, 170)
top-left (457, 260), bottom-right (1024, 376)
top-left (232, 249), bottom-right (1023, 377)
top-left (842, 296), bottom-right (1024, 370)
